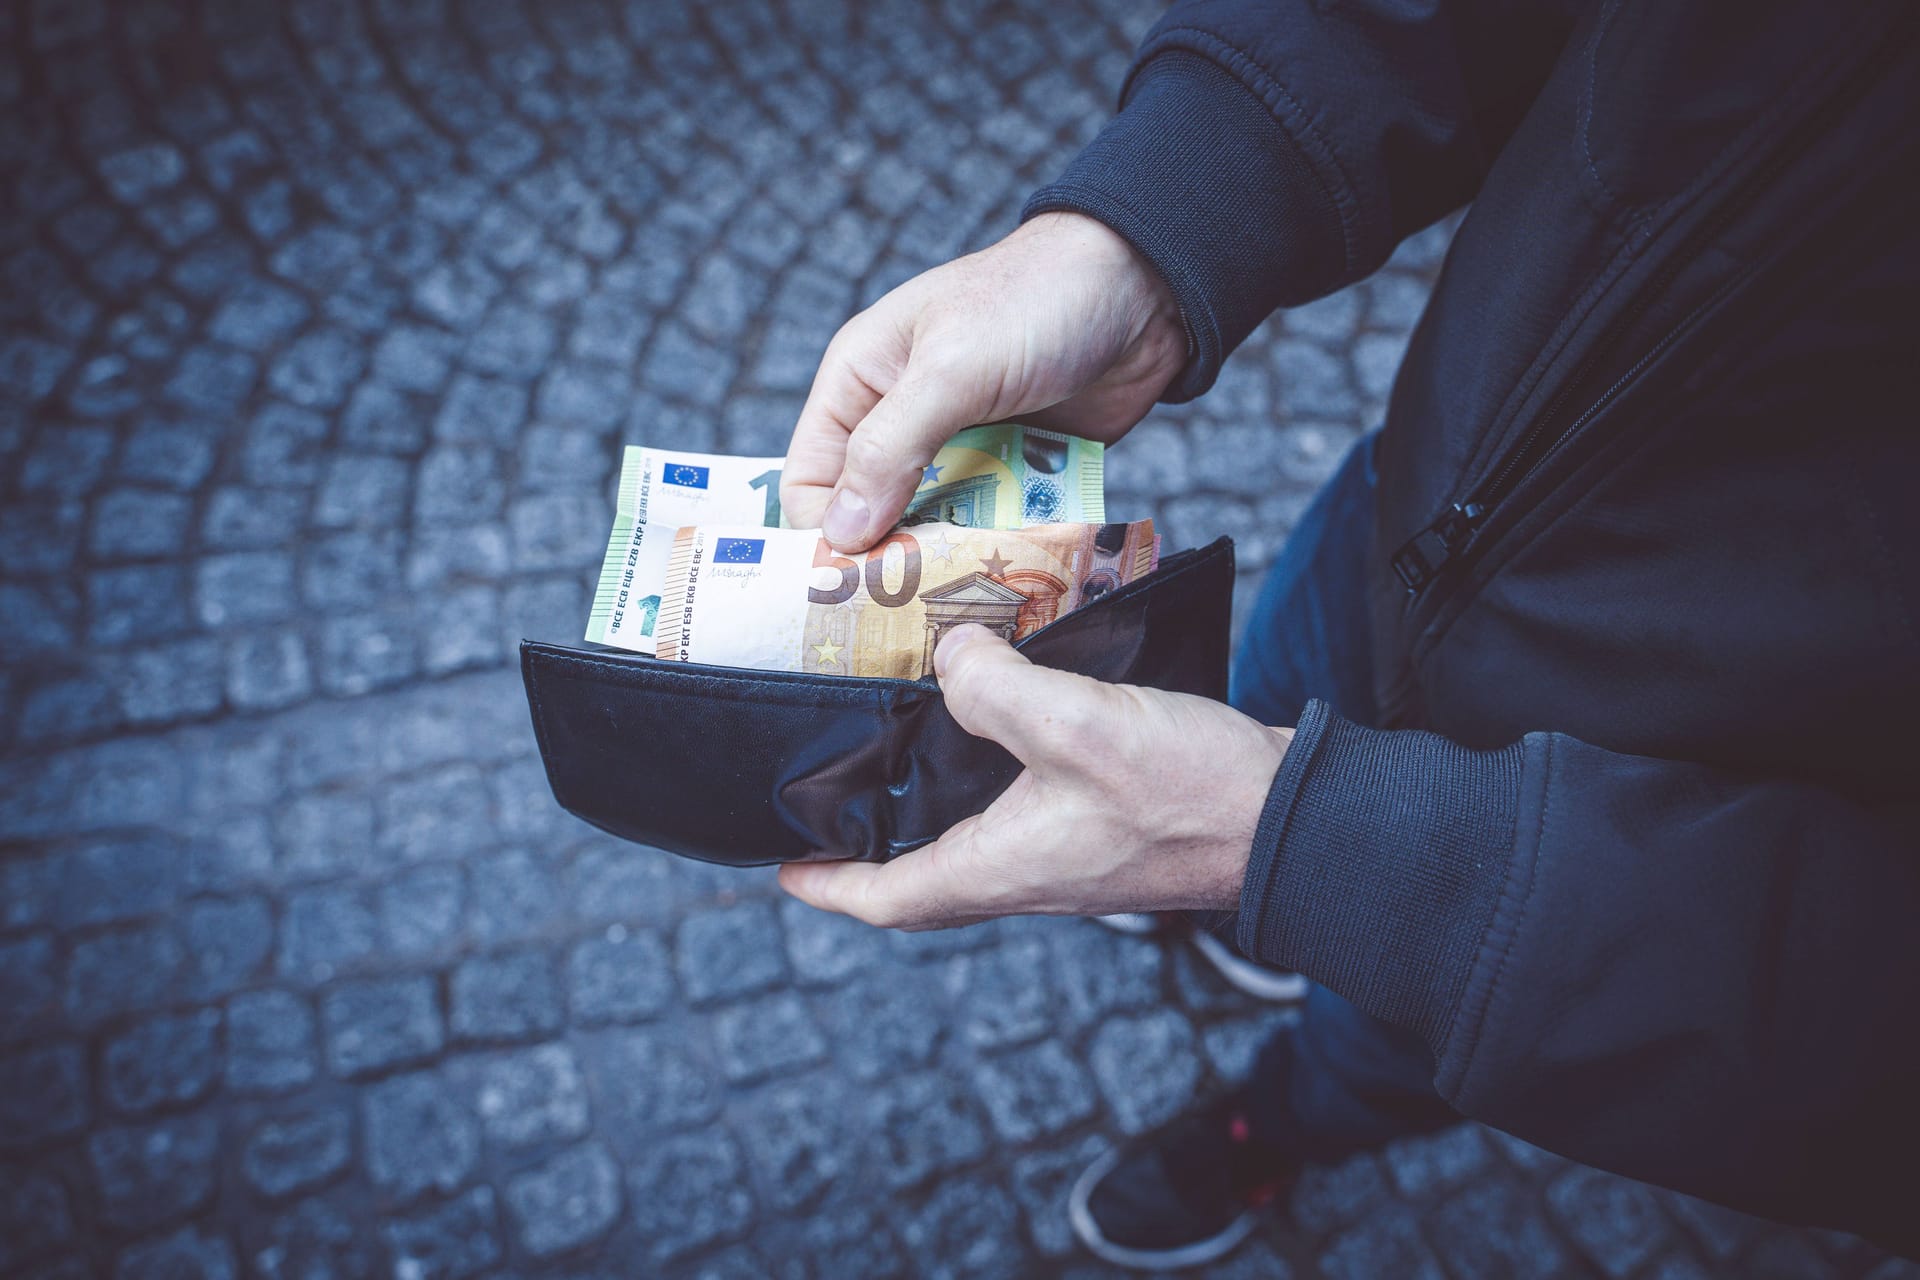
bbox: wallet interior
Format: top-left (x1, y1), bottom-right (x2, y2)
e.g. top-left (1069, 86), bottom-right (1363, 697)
top-left (522, 536), bottom-right (1234, 866)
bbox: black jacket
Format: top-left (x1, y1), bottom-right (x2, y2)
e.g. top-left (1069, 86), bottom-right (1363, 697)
top-left (1026, 0), bottom-right (1920, 1253)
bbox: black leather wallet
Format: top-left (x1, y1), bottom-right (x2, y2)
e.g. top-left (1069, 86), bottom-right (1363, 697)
top-left (521, 536), bottom-right (1234, 866)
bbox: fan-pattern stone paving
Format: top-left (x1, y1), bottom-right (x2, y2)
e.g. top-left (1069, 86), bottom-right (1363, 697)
top-left (1, 1), bottom-right (1912, 1277)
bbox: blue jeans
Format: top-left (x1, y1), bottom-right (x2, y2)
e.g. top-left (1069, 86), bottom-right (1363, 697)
top-left (1227, 435), bottom-right (1459, 1160)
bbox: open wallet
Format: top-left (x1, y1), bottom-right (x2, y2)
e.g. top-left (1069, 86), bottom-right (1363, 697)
top-left (521, 536), bottom-right (1234, 866)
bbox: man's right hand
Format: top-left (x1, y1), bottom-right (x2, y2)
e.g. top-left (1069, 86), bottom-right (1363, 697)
top-left (780, 211), bottom-right (1186, 553)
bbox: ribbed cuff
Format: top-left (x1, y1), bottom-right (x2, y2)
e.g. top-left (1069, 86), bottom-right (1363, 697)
top-left (1238, 700), bottom-right (1526, 1047)
top-left (1022, 51), bottom-right (1345, 402)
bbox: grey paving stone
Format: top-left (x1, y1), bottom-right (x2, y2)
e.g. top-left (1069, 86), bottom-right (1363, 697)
top-left (627, 1131), bottom-right (754, 1262)
top-left (276, 790), bottom-right (377, 882)
top-left (362, 1070), bottom-right (480, 1201)
top-left (64, 922), bottom-right (184, 1026)
top-left (866, 1070), bottom-right (990, 1190)
top-left (225, 630), bottom-right (313, 710)
top-left (278, 884), bottom-right (376, 984)
top-left (0, 1166), bottom-right (73, 1271)
top-left (1318, 1206), bottom-right (1448, 1280)
top-left (737, 1077), bottom-right (858, 1213)
top-left (675, 902), bottom-right (787, 1005)
top-left (946, 937), bottom-right (1054, 1049)
top-left (313, 454), bottom-right (409, 528)
top-left (896, 1177), bottom-right (1028, 1280)
top-left (466, 850), bottom-right (563, 942)
top-left (103, 1007), bottom-right (221, 1114)
top-left (1383, 1124), bottom-right (1493, 1198)
top-left (208, 279), bottom-right (310, 351)
top-left (456, 1042), bottom-right (590, 1149)
top-left (567, 927), bottom-right (674, 1024)
top-left (320, 974), bottom-right (443, 1077)
top-left (1427, 1178), bottom-right (1578, 1279)
top-left (971, 1040), bottom-right (1099, 1144)
top-left (372, 324), bottom-right (456, 392)
top-left (316, 611), bottom-right (418, 696)
top-left (1546, 1164), bottom-right (1676, 1279)
top-left (113, 1225), bottom-right (237, 1280)
top-left (0, 1043), bottom-right (88, 1148)
top-left (90, 487), bottom-right (194, 560)
top-left (750, 1205), bottom-right (907, 1280)
top-left (242, 1108), bottom-right (352, 1199)
top-left (225, 989), bottom-right (318, 1095)
top-left (504, 1141), bottom-right (622, 1257)
top-left (248, 1197), bottom-right (373, 1280)
top-left (1088, 1009), bottom-right (1203, 1134)
top-left (580, 1023), bottom-right (722, 1140)
top-left (88, 1112), bottom-right (219, 1232)
top-left (118, 637), bottom-right (225, 725)
top-left (268, 328), bottom-right (365, 409)
top-left (415, 445), bottom-right (506, 525)
top-left (51, 833), bottom-right (185, 927)
top-left (195, 551), bottom-right (296, 627)
top-left (450, 947), bottom-right (562, 1043)
top-left (202, 486), bottom-right (310, 550)
top-left (379, 1186), bottom-right (501, 1280)
top-left (568, 841), bottom-right (679, 927)
top-left (712, 991), bottom-right (827, 1084)
top-left (377, 863), bottom-right (465, 957)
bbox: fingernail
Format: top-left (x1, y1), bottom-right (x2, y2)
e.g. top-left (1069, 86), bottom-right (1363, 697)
top-left (934, 623), bottom-right (986, 674)
top-left (822, 489), bottom-right (868, 548)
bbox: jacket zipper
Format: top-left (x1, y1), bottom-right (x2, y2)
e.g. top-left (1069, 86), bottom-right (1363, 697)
top-left (1388, 27), bottom-right (1902, 595)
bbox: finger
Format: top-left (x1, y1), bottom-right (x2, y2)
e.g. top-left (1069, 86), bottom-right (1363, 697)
top-left (933, 624), bottom-right (1103, 766)
top-left (822, 362), bottom-right (987, 552)
top-left (778, 838), bottom-right (983, 930)
top-left (781, 332), bottom-right (888, 530)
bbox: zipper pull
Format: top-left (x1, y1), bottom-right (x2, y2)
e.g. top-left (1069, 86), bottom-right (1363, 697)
top-left (1390, 501), bottom-right (1485, 592)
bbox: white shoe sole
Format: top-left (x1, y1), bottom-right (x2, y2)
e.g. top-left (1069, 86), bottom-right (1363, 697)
top-left (1067, 1143), bottom-right (1260, 1272)
top-left (1191, 930), bottom-right (1310, 1003)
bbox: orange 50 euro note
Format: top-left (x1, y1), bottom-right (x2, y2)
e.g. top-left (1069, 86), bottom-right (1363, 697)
top-left (654, 520), bottom-right (1159, 680)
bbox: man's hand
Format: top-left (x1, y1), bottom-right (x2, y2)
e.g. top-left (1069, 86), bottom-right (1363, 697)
top-left (778, 625), bottom-right (1292, 930)
top-left (781, 212), bottom-right (1185, 552)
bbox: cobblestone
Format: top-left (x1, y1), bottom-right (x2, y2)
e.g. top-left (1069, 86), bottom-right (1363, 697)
top-left (363, 1070), bottom-right (480, 1201)
top-left (505, 1141), bottom-right (622, 1257)
top-left (380, 1186), bottom-right (501, 1280)
top-left (0, 2), bottom-right (1881, 1274)
top-left (0, 1043), bottom-right (88, 1148)
top-left (567, 928), bottom-right (673, 1024)
top-left (89, 1113), bottom-right (219, 1232)
top-left (225, 990), bottom-right (318, 1095)
top-left (450, 947), bottom-right (562, 1043)
top-left (103, 1008), bottom-right (220, 1114)
top-left (320, 974), bottom-right (443, 1077)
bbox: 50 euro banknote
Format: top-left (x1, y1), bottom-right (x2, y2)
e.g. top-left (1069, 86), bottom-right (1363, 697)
top-left (585, 426), bottom-right (1106, 653)
top-left (654, 519), bottom-right (1158, 680)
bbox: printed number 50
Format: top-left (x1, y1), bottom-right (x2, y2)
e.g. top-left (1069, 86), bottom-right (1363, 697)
top-left (808, 533), bottom-right (923, 607)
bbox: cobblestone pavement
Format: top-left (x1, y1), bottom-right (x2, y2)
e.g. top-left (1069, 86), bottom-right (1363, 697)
top-left (1, 2), bottom-right (1913, 1278)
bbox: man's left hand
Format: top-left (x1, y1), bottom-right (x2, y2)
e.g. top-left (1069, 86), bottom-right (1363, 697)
top-left (778, 624), bottom-right (1293, 930)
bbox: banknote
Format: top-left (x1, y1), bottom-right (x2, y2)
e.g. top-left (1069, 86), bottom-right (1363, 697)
top-left (653, 519), bottom-right (1159, 679)
top-left (586, 447), bottom-right (786, 651)
top-left (586, 426), bottom-right (1105, 653)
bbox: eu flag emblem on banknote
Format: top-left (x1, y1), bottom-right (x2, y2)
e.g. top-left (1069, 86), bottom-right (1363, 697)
top-left (663, 463), bottom-right (711, 488)
top-left (714, 537), bottom-right (765, 564)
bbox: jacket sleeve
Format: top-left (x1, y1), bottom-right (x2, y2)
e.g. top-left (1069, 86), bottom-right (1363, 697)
top-left (1240, 699), bottom-right (1920, 1252)
top-left (1024, 0), bottom-right (1578, 400)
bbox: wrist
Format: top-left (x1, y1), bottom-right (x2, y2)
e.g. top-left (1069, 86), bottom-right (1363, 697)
top-left (1202, 725), bottom-right (1294, 911)
top-left (1018, 211), bottom-right (1184, 365)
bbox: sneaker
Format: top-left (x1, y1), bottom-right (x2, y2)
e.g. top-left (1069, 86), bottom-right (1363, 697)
top-left (1068, 1090), bottom-right (1297, 1270)
top-left (1090, 915), bottom-right (1309, 1003)
top-left (1091, 913), bottom-right (1168, 936)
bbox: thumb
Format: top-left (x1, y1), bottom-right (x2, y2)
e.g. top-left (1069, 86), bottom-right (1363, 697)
top-left (934, 624), bottom-right (1097, 765)
top-left (823, 367), bottom-right (984, 551)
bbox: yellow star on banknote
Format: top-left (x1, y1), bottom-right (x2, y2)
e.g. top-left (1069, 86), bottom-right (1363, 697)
top-left (812, 639), bottom-right (843, 667)
top-left (979, 548), bottom-right (1012, 577)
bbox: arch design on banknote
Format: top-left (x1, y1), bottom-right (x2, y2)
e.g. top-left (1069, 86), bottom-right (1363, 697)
top-left (915, 572), bottom-right (1033, 672)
